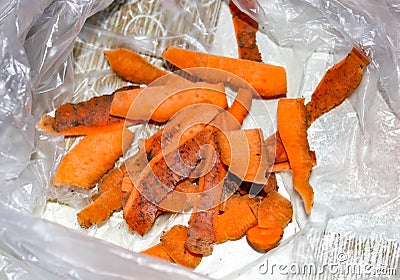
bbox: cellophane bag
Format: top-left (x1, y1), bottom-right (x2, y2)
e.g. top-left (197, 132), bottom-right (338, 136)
top-left (1, 0), bottom-right (399, 279)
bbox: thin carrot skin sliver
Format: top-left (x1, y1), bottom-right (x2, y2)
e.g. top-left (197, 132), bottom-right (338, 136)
top-left (277, 98), bottom-right (314, 215)
top-left (272, 150), bottom-right (317, 172)
top-left (266, 48), bottom-right (369, 169)
top-left (39, 93), bottom-right (126, 136)
top-left (229, 0), bottom-right (262, 62)
top-left (185, 139), bottom-right (226, 256)
top-left (77, 168), bottom-right (124, 228)
top-left (226, 88), bottom-right (252, 127)
top-left (109, 87), bottom-right (144, 120)
top-left (305, 47), bottom-right (369, 126)
top-left (104, 48), bottom-right (168, 85)
top-left (162, 46), bottom-right (287, 99)
top-left (123, 105), bottom-right (223, 235)
top-left (52, 128), bottom-right (135, 189)
top-left (217, 128), bottom-right (269, 185)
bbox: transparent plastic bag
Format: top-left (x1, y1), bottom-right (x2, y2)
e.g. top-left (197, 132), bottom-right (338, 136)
top-left (1, 0), bottom-right (400, 279)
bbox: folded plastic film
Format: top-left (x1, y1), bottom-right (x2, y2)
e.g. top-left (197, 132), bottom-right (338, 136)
top-left (1, 0), bottom-right (400, 279)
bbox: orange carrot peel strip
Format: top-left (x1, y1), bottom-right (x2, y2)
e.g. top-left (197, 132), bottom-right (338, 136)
top-left (104, 48), bottom-right (168, 85)
top-left (277, 98), bottom-right (314, 215)
top-left (39, 93), bottom-right (127, 136)
top-left (52, 128), bottom-right (135, 189)
top-left (77, 167), bottom-right (125, 228)
top-left (229, 0), bottom-right (262, 62)
top-left (162, 46), bottom-right (287, 99)
top-left (305, 47), bottom-right (370, 126)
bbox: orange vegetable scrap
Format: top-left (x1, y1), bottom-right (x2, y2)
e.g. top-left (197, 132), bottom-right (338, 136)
top-left (39, 93), bottom-right (127, 136)
top-left (162, 46), bottom-right (287, 99)
top-left (278, 98), bottom-right (314, 215)
top-left (104, 48), bottom-right (168, 85)
top-left (261, 173), bottom-right (279, 195)
top-left (306, 47), bottom-right (370, 126)
top-left (110, 82), bottom-right (227, 123)
top-left (160, 225), bottom-right (203, 269)
top-left (123, 125), bottom-right (214, 235)
top-left (217, 128), bottom-right (270, 185)
top-left (52, 128), bottom-right (135, 189)
top-left (158, 180), bottom-right (199, 212)
top-left (214, 195), bottom-right (258, 244)
top-left (185, 140), bottom-right (226, 256)
top-left (246, 226), bottom-right (284, 253)
top-left (141, 243), bottom-right (173, 263)
top-left (77, 167), bottom-right (124, 228)
top-left (258, 191), bottom-right (293, 228)
top-left (229, 0), bottom-right (262, 62)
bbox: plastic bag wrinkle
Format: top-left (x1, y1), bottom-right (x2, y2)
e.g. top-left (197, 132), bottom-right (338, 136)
top-left (0, 1), bottom-right (33, 180)
top-left (0, 204), bottom-right (210, 280)
top-left (1, 0), bottom-right (400, 278)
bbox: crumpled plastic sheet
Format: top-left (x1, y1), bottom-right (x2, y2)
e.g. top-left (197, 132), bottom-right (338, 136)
top-left (1, 0), bottom-right (400, 279)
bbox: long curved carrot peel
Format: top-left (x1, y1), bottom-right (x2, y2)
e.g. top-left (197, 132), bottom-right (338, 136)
top-left (52, 128), bottom-right (135, 189)
top-left (272, 151), bottom-right (317, 172)
top-left (305, 47), bottom-right (369, 127)
top-left (104, 48), bottom-right (168, 85)
top-left (39, 93), bottom-right (126, 136)
top-left (277, 98), bottom-right (314, 215)
top-left (266, 48), bottom-right (369, 169)
top-left (229, 0), bottom-right (262, 62)
top-left (227, 88), bottom-right (253, 127)
top-left (77, 167), bottom-right (124, 228)
top-left (162, 46), bottom-right (287, 99)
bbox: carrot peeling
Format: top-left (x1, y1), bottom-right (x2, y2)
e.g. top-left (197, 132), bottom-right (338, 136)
top-left (110, 82), bottom-right (227, 123)
top-left (185, 141), bottom-right (226, 256)
top-left (217, 128), bottom-right (270, 185)
top-left (261, 173), bottom-right (279, 195)
top-left (306, 47), bottom-right (369, 126)
top-left (214, 195), bottom-right (258, 244)
top-left (104, 48), bottom-right (168, 85)
top-left (272, 151), bottom-right (317, 172)
top-left (39, 93), bottom-right (127, 136)
top-left (141, 243), bottom-right (173, 262)
top-left (277, 98), bottom-right (314, 215)
top-left (158, 180), bottom-right (199, 212)
top-left (162, 46), bottom-right (287, 99)
top-left (77, 167), bottom-right (124, 228)
top-left (52, 128), bottom-right (135, 189)
top-left (229, 0), bottom-right (262, 62)
top-left (123, 125), bottom-right (214, 235)
top-left (160, 225), bottom-right (203, 269)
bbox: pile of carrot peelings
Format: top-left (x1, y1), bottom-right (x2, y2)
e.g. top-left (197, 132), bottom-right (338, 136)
top-left (39, 2), bottom-right (370, 270)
